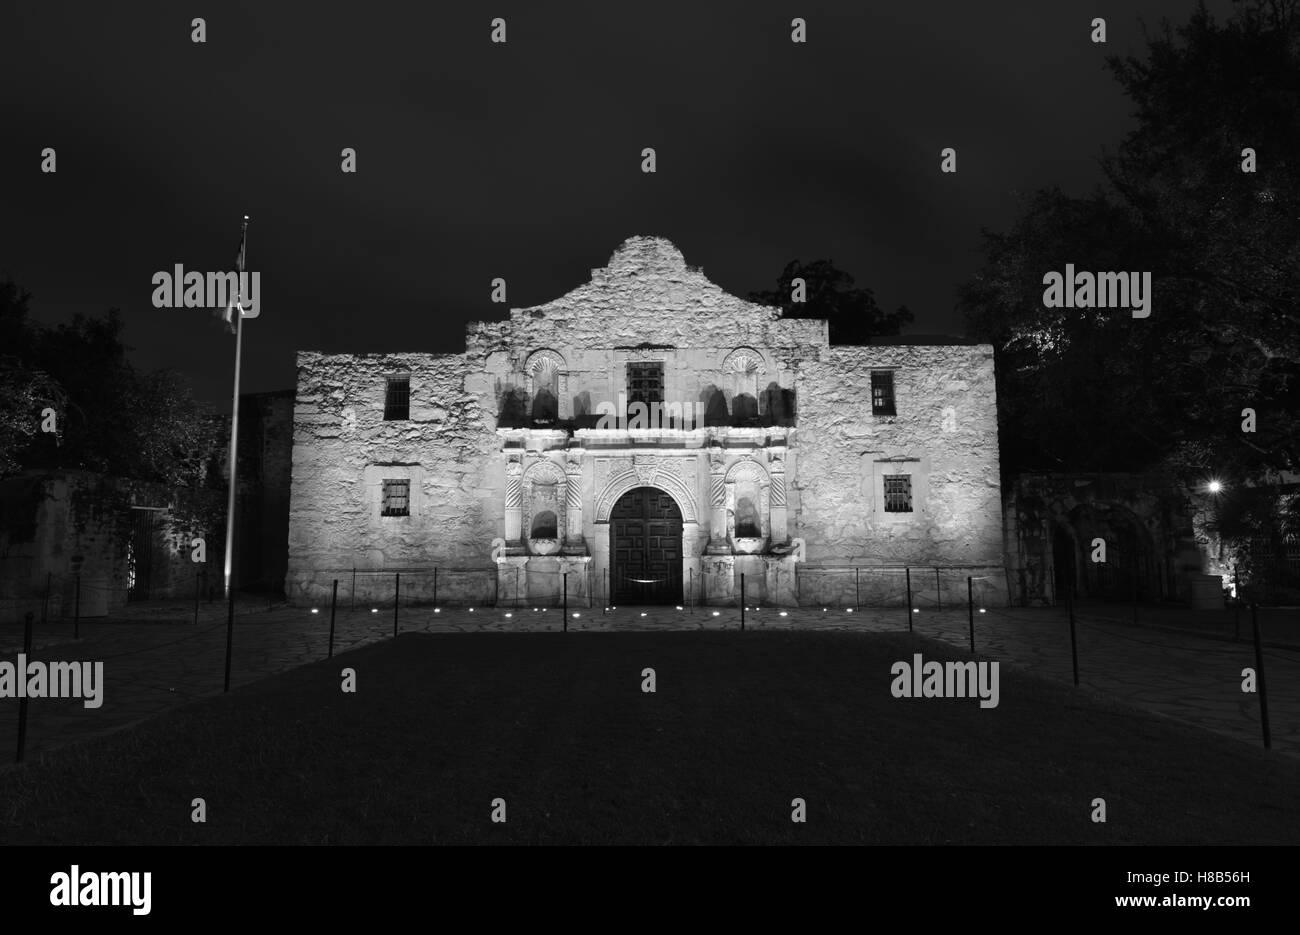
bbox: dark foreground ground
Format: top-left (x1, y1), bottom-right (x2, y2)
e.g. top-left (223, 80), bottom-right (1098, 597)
top-left (2, 630), bottom-right (1296, 844)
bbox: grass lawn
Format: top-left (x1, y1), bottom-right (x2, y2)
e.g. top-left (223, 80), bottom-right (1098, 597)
top-left (1, 630), bottom-right (1297, 845)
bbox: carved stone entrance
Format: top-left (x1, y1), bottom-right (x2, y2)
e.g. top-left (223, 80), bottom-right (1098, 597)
top-left (610, 486), bottom-right (683, 604)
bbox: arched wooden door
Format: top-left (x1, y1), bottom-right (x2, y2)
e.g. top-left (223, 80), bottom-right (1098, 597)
top-left (610, 487), bottom-right (683, 604)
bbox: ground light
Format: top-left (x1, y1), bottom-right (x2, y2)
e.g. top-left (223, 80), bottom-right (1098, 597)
top-left (504, 612), bottom-right (512, 618)
top-left (640, 612), bottom-right (647, 617)
top-left (676, 605), bottom-right (683, 611)
top-left (712, 611), bottom-right (720, 617)
top-left (846, 608), bottom-right (854, 613)
top-left (1208, 479), bottom-right (1224, 493)
top-left (310, 608), bottom-right (318, 614)
top-left (779, 611), bottom-right (788, 617)
top-left (572, 612), bottom-right (580, 618)
top-left (913, 608), bottom-right (919, 613)
top-left (979, 608), bottom-right (987, 614)
top-left (371, 608), bottom-right (378, 614)
top-left (434, 608), bottom-right (440, 613)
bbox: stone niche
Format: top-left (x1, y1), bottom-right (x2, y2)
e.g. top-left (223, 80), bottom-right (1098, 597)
top-left (725, 458), bottom-right (770, 554)
top-left (521, 458), bottom-right (567, 556)
top-left (523, 348), bottom-right (569, 425)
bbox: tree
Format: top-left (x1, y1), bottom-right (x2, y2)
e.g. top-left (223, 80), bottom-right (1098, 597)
top-left (0, 359), bottom-right (65, 476)
top-left (0, 280), bottom-right (66, 475)
top-left (1101, 0), bottom-right (1300, 479)
top-left (0, 276), bottom-right (222, 488)
top-left (960, 189), bottom-right (1169, 475)
top-left (962, 0), bottom-right (1300, 487)
top-left (750, 259), bottom-right (913, 345)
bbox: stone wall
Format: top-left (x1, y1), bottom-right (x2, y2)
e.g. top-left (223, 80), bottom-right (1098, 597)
top-left (0, 472), bottom-right (210, 624)
top-left (287, 352), bottom-right (501, 604)
top-left (792, 344), bottom-right (1006, 605)
top-left (1003, 473), bottom-right (1202, 605)
top-left (286, 236), bottom-right (1007, 608)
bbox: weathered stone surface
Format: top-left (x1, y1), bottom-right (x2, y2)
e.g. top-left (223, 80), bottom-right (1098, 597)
top-left (286, 236), bottom-right (1005, 607)
top-left (1004, 472), bottom-right (1201, 606)
top-left (0, 471), bottom-right (218, 623)
top-left (795, 345), bottom-right (1003, 566)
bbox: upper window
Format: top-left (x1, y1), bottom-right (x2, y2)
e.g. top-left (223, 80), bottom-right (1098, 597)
top-left (871, 371), bottom-right (896, 416)
top-left (627, 362), bottom-right (664, 411)
top-left (381, 479), bottom-right (410, 517)
top-left (883, 474), bottom-right (913, 513)
top-left (384, 375), bottom-right (410, 421)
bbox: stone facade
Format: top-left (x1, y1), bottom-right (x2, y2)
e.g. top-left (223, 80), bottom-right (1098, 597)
top-left (1003, 473), bottom-right (1205, 606)
top-left (286, 237), bottom-right (1005, 607)
top-left (0, 471), bottom-right (215, 623)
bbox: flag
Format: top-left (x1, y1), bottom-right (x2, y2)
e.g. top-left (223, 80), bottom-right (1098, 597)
top-left (220, 217), bottom-right (249, 333)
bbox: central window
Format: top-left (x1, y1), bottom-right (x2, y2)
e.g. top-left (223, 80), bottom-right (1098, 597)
top-left (381, 479), bottom-right (411, 517)
top-left (883, 474), bottom-right (913, 513)
top-left (626, 362), bottom-right (664, 414)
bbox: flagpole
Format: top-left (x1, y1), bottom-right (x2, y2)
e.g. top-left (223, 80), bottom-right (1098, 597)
top-left (222, 215), bottom-right (249, 598)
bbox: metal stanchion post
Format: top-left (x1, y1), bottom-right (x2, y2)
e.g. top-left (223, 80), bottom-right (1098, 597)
top-left (905, 567), bottom-right (913, 631)
top-left (15, 612), bottom-right (34, 763)
top-left (1252, 603), bottom-right (1271, 750)
top-left (328, 579), bottom-right (338, 659)
top-left (967, 576), bottom-right (975, 653)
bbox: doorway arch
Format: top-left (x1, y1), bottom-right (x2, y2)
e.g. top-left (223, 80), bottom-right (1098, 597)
top-left (610, 486), bottom-right (683, 605)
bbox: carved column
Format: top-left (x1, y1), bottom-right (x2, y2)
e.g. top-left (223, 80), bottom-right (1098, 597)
top-left (564, 455), bottom-right (586, 554)
top-left (707, 449), bottom-right (729, 553)
top-left (504, 455), bottom-right (523, 547)
top-left (768, 450), bottom-right (788, 544)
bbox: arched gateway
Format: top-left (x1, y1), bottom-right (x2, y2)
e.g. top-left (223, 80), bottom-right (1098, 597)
top-left (610, 486), bottom-right (683, 605)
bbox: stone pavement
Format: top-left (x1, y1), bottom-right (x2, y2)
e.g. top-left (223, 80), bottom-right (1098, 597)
top-left (0, 597), bottom-right (1295, 763)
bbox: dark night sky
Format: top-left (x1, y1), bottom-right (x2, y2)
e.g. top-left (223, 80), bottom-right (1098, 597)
top-left (2, 1), bottom-right (1234, 409)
